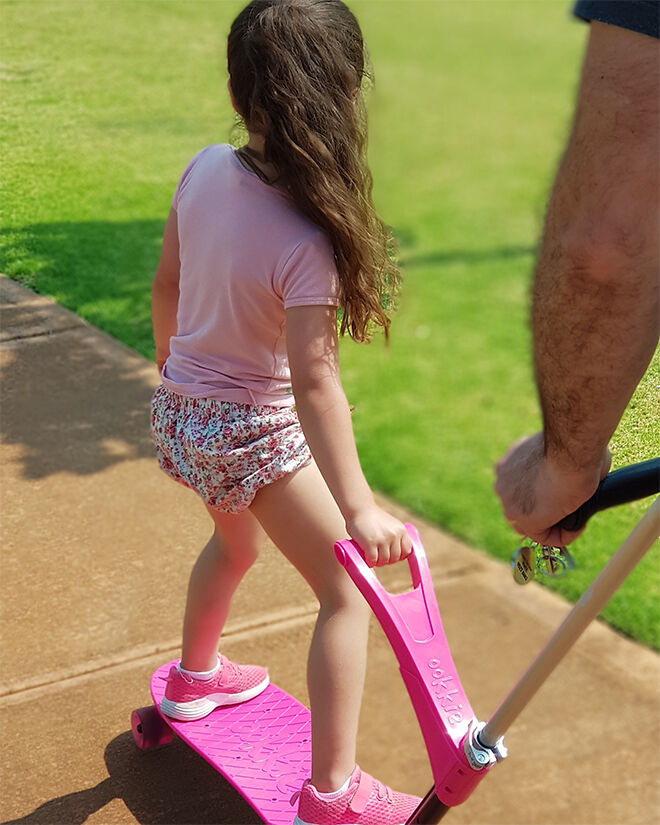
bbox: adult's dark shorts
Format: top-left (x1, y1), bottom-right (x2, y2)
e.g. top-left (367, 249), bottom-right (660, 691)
top-left (574, 0), bottom-right (659, 39)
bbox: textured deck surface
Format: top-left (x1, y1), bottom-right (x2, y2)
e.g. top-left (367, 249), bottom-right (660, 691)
top-left (150, 662), bottom-right (311, 825)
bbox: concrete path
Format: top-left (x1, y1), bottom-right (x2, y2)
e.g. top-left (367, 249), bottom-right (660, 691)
top-left (1, 275), bottom-right (658, 825)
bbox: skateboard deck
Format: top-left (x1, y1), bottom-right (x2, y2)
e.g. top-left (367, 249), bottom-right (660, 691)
top-left (133, 661), bottom-right (311, 825)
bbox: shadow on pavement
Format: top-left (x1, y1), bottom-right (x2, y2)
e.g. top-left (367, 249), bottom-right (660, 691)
top-left (4, 731), bottom-right (262, 825)
top-left (1, 332), bottom-right (157, 480)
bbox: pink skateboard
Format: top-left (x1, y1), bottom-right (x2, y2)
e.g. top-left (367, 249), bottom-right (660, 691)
top-left (131, 459), bottom-right (658, 824)
top-left (131, 668), bottom-right (310, 825)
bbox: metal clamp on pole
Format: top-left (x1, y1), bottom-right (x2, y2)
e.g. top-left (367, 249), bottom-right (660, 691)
top-left (463, 721), bottom-right (508, 770)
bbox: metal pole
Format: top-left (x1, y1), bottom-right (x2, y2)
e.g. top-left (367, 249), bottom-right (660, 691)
top-left (480, 498), bottom-right (659, 748)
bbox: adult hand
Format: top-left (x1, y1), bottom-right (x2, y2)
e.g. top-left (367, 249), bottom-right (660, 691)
top-left (345, 506), bottom-right (413, 567)
top-left (495, 432), bottom-right (611, 546)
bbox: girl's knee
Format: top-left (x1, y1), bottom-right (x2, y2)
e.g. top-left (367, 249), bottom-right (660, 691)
top-left (211, 530), bottom-right (260, 571)
top-left (204, 504), bottom-right (264, 570)
top-left (316, 580), bottom-right (371, 618)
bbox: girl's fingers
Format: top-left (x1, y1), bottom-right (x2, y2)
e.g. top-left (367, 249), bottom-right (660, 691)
top-left (376, 544), bottom-right (391, 567)
top-left (350, 521), bottom-right (413, 567)
top-left (385, 541), bottom-right (399, 565)
top-left (384, 531), bottom-right (410, 565)
top-left (365, 544), bottom-right (379, 567)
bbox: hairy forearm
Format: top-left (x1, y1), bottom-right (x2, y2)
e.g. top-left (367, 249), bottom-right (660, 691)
top-left (532, 22), bottom-right (659, 474)
top-left (152, 277), bottom-right (179, 371)
top-left (293, 377), bottom-right (374, 519)
top-left (533, 213), bottom-right (658, 473)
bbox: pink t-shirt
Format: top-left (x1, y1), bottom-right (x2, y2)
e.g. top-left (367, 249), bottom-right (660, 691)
top-left (161, 144), bottom-right (340, 407)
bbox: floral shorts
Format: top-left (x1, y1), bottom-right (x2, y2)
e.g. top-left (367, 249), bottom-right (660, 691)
top-left (150, 385), bottom-right (312, 514)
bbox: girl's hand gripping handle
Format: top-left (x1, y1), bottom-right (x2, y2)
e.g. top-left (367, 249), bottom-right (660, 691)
top-left (335, 525), bottom-right (502, 808)
top-left (556, 457), bottom-right (660, 532)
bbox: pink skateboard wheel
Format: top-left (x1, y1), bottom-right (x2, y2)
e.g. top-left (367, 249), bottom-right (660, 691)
top-left (131, 705), bottom-right (173, 749)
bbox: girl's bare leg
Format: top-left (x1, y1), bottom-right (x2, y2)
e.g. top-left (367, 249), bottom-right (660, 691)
top-left (250, 461), bottom-right (371, 793)
top-left (181, 504), bottom-right (264, 673)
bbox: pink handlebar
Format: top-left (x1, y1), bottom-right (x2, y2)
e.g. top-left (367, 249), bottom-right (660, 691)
top-left (334, 524), bottom-right (494, 807)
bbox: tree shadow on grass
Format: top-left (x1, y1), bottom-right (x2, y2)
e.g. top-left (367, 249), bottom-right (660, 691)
top-left (3, 731), bottom-right (262, 825)
top-left (0, 220), bottom-right (165, 356)
top-left (400, 244), bottom-right (534, 269)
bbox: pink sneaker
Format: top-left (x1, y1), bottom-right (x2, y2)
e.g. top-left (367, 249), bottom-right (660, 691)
top-left (291, 765), bottom-right (421, 825)
top-left (160, 654), bottom-right (269, 721)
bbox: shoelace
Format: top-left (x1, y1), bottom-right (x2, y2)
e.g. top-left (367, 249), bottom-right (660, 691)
top-left (373, 779), bottom-right (394, 804)
top-left (289, 787), bottom-right (304, 807)
top-left (161, 669), bottom-right (182, 685)
top-left (163, 667), bottom-right (197, 686)
top-left (219, 656), bottom-right (241, 681)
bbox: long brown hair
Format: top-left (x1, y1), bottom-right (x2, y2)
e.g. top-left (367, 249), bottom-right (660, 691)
top-left (227, 0), bottom-right (399, 342)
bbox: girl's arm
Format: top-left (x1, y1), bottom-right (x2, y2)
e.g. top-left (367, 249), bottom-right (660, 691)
top-left (286, 305), bottom-right (411, 566)
top-left (152, 208), bottom-right (181, 374)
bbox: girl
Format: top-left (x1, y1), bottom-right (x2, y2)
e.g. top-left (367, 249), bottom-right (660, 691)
top-left (151, 2), bottom-right (420, 823)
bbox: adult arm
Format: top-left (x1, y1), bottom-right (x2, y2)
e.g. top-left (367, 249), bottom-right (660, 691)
top-left (151, 208), bottom-right (181, 374)
top-left (495, 22), bottom-right (659, 545)
top-left (286, 304), bottom-right (411, 565)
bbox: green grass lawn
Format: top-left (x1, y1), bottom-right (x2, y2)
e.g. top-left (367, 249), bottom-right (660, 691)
top-left (2, 0), bottom-right (658, 646)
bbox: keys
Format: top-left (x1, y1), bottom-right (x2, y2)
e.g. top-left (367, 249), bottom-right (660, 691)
top-left (537, 545), bottom-right (576, 577)
top-left (512, 544), bottom-right (535, 585)
top-left (511, 542), bottom-right (576, 585)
